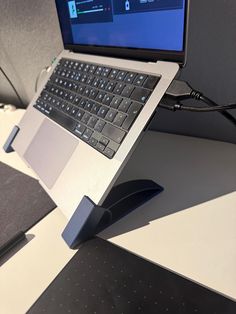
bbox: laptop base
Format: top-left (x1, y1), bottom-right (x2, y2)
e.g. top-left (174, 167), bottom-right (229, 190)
top-left (62, 179), bottom-right (163, 249)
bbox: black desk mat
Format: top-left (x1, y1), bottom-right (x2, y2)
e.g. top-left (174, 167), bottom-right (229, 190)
top-left (0, 161), bottom-right (56, 249)
top-left (28, 238), bottom-right (235, 314)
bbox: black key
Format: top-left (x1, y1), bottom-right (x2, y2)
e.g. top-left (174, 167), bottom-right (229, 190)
top-left (82, 128), bottom-right (93, 141)
top-left (73, 62), bottom-right (79, 70)
top-left (70, 106), bottom-right (78, 117)
top-left (50, 108), bottom-right (77, 132)
top-left (63, 60), bottom-right (70, 68)
top-left (105, 81), bottom-right (116, 92)
top-left (66, 81), bottom-right (73, 89)
top-left (92, 77), bottom-right (100, 88)
top-left (91, 103), bottom-right (101, 115)
top-left (63, 91), bottom-right (71, 101)
top-left (81, 112), bottom-right (91, 125)
top-left (110, 96), bottom-right (122, 109)
top-left (102, 124), bottom-right (126, 144)
top-left (102, 94), bottom-right (114, 106)
top-left (94, 120), bottom-right (106, 132)
top-left (86, 75), bottom-right (94, 85)
top-left (104, 147), bottom-right (115, 159)
top-left (54, 88), bottom-right (60, 96)
top-left (65, 70), bottom-right (71, 78)
top-left (105, 109), bottom-right (117, 122)
top-left (55, 100), bottom-right (61, 108)
top-left (80, 73), bottom-right (88, 83)
top-left (109, 69), bottom-right (118, 79)
top-left (121, 85), bottom-right (134, 98)
top-left (68, 61), bottom-right (74, 69)
top-left (87, 116), bottom-right (98, 128)
top-left (83, 64), bottom-right (90, 73)
top-left (89, 137), bottom-right (98, 147)
top-left (96, 91), bottom-right (106, 103)
top-left (49, 85), bottom-right (56, 93)
top-left (95, 66), bottom-right (103, 76)
top-left (68, 93), bottom-right (75, 103)
top-left (100, 137), bottom-right (109, 146)
top-left (96, 142), bottom-right (106, 152)
top-left (60, 102), bottom-right (66, 111)
top-left (124, 72), bottom-right (136, 83)
top-left (58, 89), bottom-right (64, 99)
top-left (101, 67), bottom-right (111, 77)
top-left (97, 106), bottom-right (109, 118)
top-left (78, 85), bottom-right (86, 95)
top-left (65, 103), bottom-right (72, 113)
top-left (74, 122), bottom-right (86, 136)
top-left (79, 98), bottom-right (87, 108)
top-left (76, 109), bottom-right (85, 121)
top-left (73, 96), bottom-right (81, 106)
top-left (131, 87), bottom-right (151, 103)
top-left (99, 79), bottom-right (109, 90)
top-left (72, 83), bottom-right (78, 92)
top-left (83, 86), bottom-right (92, 97)
top-left (143, 75), bottom-right (161, 90)
top-left (89, 65), bottom-right (97, 74)
top-left (122, 102), bottom-right (142, 130)
top-left (74, 72), bottom-right (82, 81)
top-left (84, 100), bottom-right (94, 112)
top-left (113, 82), bottom-right (125, 95)
top-left (78, 63), bottom-right (85, 71)
top-left (117, 71), bottom-right (127, 81)
top-left (53, 77), bottom-right (59, 85)
top-left (118, 99), bottom-right (132, 112)
top-left (133, 74), bottom-right (147, 86)
top-left (50, 97), bottom-right (57, 105)
top-left (90, 89), bottom-right (98, 99)
top-left (113, 112), bottom-right (127, 127)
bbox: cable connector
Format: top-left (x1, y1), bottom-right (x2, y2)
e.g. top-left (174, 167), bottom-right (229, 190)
top-left (166, 80), bottom-right (193, 100)
top-left (166, 80), bottom-right (205, 101)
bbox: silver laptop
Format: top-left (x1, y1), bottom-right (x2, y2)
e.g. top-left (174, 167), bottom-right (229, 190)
top-left (11, 0), bottom-right (188, 220)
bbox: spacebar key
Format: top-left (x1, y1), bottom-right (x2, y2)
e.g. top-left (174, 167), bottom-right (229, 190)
top-left (50, 108), bottom-right (77, 131)
top-left (102, 124), bottom-right (126, 144)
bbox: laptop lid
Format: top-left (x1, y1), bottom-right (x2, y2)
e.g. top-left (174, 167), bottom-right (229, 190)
top-left (55, 0), bottom-right (188, 64)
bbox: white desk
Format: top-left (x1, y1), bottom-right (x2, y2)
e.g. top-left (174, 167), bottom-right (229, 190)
top-left (0, 110), bottom-right (235, 314)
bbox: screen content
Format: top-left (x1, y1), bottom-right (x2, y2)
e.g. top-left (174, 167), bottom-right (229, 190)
top-left (57, 0), bottom-right (186, 52)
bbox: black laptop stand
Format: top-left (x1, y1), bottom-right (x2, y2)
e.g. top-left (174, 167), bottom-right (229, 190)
top-left (4, 126), bottom-right (163, 249)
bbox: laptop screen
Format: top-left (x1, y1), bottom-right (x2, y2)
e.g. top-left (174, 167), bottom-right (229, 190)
top-left (55, 0), bottom-right (188, 64)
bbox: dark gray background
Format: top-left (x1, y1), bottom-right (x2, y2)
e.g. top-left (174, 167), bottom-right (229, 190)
top-left (0, 0), bottom-right (235, 143)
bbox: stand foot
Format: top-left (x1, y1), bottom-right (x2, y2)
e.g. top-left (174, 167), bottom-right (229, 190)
top-left (62, 180), bottom-right (163, 249)
top-left (3, 125), bottom-right (20, 153)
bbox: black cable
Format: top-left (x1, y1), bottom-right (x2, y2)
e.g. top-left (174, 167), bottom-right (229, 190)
top-left (0, 66), bottom-right (24, 108)
top-left (160, 102), bottom-right (236, 114)
top-left (199, 95), bottom-right (236, 126)
top-left (165, 80), bottom-right (236, 126)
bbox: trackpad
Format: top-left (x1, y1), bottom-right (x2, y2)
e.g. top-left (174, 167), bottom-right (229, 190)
top-left (24, 119), bottom-right (78, 189)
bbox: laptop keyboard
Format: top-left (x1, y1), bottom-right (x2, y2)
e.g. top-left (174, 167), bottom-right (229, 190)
top-left (34, 58), bottom-right (161, 159)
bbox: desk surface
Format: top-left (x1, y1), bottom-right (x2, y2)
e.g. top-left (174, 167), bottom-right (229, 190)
top-left (0, 110), bottom-right (235, 314)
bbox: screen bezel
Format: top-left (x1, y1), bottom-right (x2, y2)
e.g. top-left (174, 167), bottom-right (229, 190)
top-left (55, 0), bottom-right (189, 66)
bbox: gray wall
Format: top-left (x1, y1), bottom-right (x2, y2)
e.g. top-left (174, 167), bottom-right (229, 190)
top-left (0, 0), bottom-right (63, 105)
top-left (0, 0), bottom-right (235, 143)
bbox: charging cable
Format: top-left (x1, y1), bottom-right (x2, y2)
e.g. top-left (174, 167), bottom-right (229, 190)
top-left (161, 80), bottom-right (236, 127)
top-left (35, 57), bottom-right (57, 92)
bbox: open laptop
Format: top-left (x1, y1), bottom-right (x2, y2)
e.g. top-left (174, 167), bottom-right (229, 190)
top-left (10, 0), bottom-right (188, 220)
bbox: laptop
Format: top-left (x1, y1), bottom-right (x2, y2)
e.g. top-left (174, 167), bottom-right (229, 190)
top-left (10, 0), bottom-right (188, 220)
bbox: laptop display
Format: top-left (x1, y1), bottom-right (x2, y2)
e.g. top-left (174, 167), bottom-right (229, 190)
top-left (56, 0), bottom-right (187, 63)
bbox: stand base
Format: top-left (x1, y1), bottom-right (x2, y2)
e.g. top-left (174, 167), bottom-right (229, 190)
top-left (62, 180), bottom-right (163, 249)
top-left (3, 125), bottom-right (19, 153)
